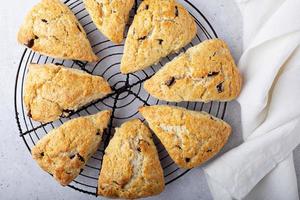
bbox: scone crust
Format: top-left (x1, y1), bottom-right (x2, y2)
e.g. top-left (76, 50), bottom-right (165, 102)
top-left (24, 64), bottom-right (112, 123)
top-left (31, 110), bottom-right (111, 186)
top-left (120, 0), bottom-right (197, 74)
top-left (17, 0), bottom-right (98, 62)
top-left (83, 0), bottom-right (134, 44)
top-left (144, 39), bottom-right (242, 102)
top-left (98, 119), bottom-right (164, 199)
top-left (139, 105), bottom-right (231, 169)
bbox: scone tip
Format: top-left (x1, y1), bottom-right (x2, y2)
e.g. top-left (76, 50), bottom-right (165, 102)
top-left (89, 54), bottom-right (100, 63)
top-left (138, 106), bottom-right (148, 113)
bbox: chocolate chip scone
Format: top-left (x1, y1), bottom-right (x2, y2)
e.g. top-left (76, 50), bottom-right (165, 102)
top-left (83, 0), bottom-right (134, 44)
top-left (24, 64), bottom-right (112, 123)
top-left (144, 39), bottom-right (242, 102)
top-left (139, 105), bottom-right (231, 169)
top-left (17, 0), bottom-right (98, 62)
top-left (120, 0), bottom-right (197, 74)
top-left (32, 110), bottom-right (111, 186)
top-left (98, 119), bottom-right (164, 199)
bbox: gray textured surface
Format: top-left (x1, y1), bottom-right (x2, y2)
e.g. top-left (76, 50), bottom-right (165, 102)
top-left (0, 0), bottom-right (269, 200)
top-left (294, 145), bottom-right (300, 193)
top-left (2, 1), bottom-right (298, 199)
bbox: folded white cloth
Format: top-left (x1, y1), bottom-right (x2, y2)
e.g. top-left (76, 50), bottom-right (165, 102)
top-left (203, 0), bottom-right (300, 199)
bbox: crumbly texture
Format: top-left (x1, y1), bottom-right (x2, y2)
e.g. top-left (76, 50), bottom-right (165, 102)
top-left (17, 0), bottom-right (98, 62)
top-left (98, 119), bottom-right (164, 199)
top-left (144, 39), bottom-right (242, 102)
top-left (32, 110), bottom-right (111, 186)
top-left (24, 64), bottom-right (112, 123)
top-left (83, 0), bottom-right (134, 44)
top-left (139, 105), bottom-right (231, 169)
top-left (120, 0), bottom-right (197, 74)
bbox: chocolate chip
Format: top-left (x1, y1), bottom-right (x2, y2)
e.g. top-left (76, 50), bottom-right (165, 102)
top-left (158, 39), bottom-right (163, 45)
top-left (77, 153), bottom-right (85, 162)
top-left (138, 36), bottom-right (147, 41)
top-left (185, 157), bottom-right (190, 162)
top-left (145, 5), bottom-right (149, 10)
top-left (206, 149), bottom-right (212, 152)
top-left (216, 82), bottom-right (224, 93)
top-left (210, 116), bottom-right (215, 121)
top-left (76, 24), bottom-right (82, 32)
top-left (207, 71), bottom-right (219, 77)
top-left (40, 152), bottom-right (44, 157)
top-left (99, 186), bottom-right (105, 190)
top-left (96, 129), bottom-right (102, 136)
top-left (175, 145), bottom-right (182, 150)
top-left (69, 153), bottom-right (75, 159)
top-left (27, 110), bottom-right (32, 118)
top-left (25, 39), bottom-right (35, 48)
top-left (137, 147), bottom-right (141, 152)
top-left (175, 6), bottom-right (179, 17)
top-left (35, 35), bottom-right (39, 39)
top-left (165, 77), bottom-right (176, 87)
top-left (41, 19), bottom-right (48, 23)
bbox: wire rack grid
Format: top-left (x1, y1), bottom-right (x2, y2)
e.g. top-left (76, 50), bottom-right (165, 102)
top-left (14, 0), bottom-right (226, 196)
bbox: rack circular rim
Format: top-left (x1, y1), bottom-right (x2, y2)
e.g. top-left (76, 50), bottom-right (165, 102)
top-left (14, 0), bottom-right (226, 196)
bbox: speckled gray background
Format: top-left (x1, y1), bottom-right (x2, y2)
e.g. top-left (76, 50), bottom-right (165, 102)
top-left (0, 0), bottom-right (299, 199)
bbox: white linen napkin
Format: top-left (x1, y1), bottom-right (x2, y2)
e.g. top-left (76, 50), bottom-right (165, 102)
top-left (203, 0), bottom-right (300, 199)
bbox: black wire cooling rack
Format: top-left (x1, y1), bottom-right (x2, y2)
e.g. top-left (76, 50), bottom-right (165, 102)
top-left (14, 0), bottom-right (227, 196)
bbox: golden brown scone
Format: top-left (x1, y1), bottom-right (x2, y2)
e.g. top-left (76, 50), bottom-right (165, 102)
top-left (120, 0), bottom-right (197, 74)
top-left (98, 119), bottom-right (164, 199)
top-left (144, 39), bottom-right (242, 102)
top-left (24, 64), bottom-right (112, 123)
top-left (83, 0), bottom-right (134, 44)
top-left (17, 0), bottom-right (98, 62)
top-left (32, 110), bottom-right (111, 186)
top-left (139, 105), bottom-right (231, 169)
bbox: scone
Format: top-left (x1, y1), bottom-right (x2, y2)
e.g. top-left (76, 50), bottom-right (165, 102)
top-left (139, 105), bottom-right (231, 169)
top-left (17, 0), bottom-right (98, 62)
top-left (98, 119), bottom-right (164, 199)
top-left (144, 39), bottom-right (242, 102)
top-left (83, 0), bottom-right (134, 44)
top-left (120, 0), bottom-right (197, 74)
top-left (24, 64), bottom-right (112, 123)
top-left (32, 110), bottom-right (111, 186)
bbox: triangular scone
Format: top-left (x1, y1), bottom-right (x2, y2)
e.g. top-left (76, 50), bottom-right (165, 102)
top-left (98, 119), bottom-right (164, 199)
top-left (24, 64), bottom-right (112, 123)
top-left (120, 0), bottom-right (197, 74)
top-left (83, 0), bottom-right (134, 44)
top-left (144, 39), bottom-right (242, 102)
top-left (17, 0), bottom-right (98, 62)
top-left (139, 105), bottom-right (231, 169)
top-left (32, 110), bottom-right (111, 186)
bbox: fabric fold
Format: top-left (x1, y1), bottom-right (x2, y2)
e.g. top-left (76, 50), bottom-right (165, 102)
top-left (203, 0), bottom-right (300, 199)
